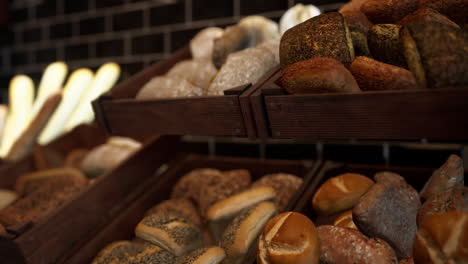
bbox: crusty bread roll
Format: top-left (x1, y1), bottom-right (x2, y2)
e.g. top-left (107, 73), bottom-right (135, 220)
top-left (350, 56), bottom-right (418, 91)
top-left (418, 186), bottom-right (466, 225)
top-left (64, 148), bottom-right (89, 169)
top-left (0, 168), bottom-right (87, 227)
top-left (92, 240), bottom-right (176, 264)
top-left (418, 0), bottom-right (467, 26)
top-left (252, 173), bottom-right (303, 211)
top-left (340, 10), bottom-right (373, 57)
top-left (361, 0), bottom-right (418, 24)
top-left (208, 46), bottom-right (277, 96)
top-left (212, 25), bottom-right (250, 69)
top-left (171, 168), bottom-right (223, 203)
top-left (190, 27), bottom-right (224, 60)
top-left (257, 212), bottom-right (319, 264)
top-left (6, 92), bottom-right (62, 162)
top-left (166, 59), bottom-right (218, 92)
top-left (0, 189), bottom-right (17, 210)
top-left (398, 7), bottom-right (460, 28)
top-left (176, 246), bottom-right (226, 264)
top-left (353, 172), bottom-right (421, 259)
top-left (420, 154), bottom-right (464, 201)
top-left (135, 212), bottom-right (203, 257)
top-left (280, 4), bottom-right (321, 35)
top-left (317, 225), bottom-right (398, 264)
top-left (401, 21), bottom-right (468, 88)
top-left (145, 198), bottom-right (202, 227)
top-left (198, 169), bottom-right (251, 216)
top-left (312, 173), bottom-right (374, 216)
top-left (136, 75), bottom-right (204, 99)
top-left (367, 24), bottom-right (407, 68)
top-left (413, 211), bottom-right (468, 263)
top-left (207, 186), bottom-right (276, 242)
top-left (280, 12), bottom-right (354, 68)
top-left (278, 57), bottom-right (361, 94)
top-left (333, 210), bottom-right (358, 230)
top-left (220, 201), bottom-right (277, 264)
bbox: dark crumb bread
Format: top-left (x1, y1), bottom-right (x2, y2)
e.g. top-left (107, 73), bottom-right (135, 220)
top-left (398, 7), bottom-right (460, 28)
top-left (353, 172), bottom-right (421, 259)
top-left (280, 12), bottom-right (355, 68)
top-left (145, 198), bottom-right (202, 227)
top-left (0, 170), bottom-right (87, 227)
top-left (349, 56), bottom-right (418, 91)
top-left (318, 225), bottom-right (398, 264)
top-left (252, 173), bottom-right (303, 211)
top-left (367, 24), bottom-right (407, 68)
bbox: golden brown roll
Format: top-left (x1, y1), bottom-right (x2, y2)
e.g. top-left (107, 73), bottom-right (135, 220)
top-left (413, 211), bottom-right (468, 263)
top-left (176, 246), bottom-right (226, 264)
top-left (135, 212), bottom-right (203, 257)
top-left (252, 173), bottom-right (303, 211)
top-left (145, 198), bottom-right (202, 227)
top-left (398, 7), bottom-right (460, 28)
top-left (207, 186), bottom-right (276, 242)
top-left (361, 0), bottom-right (418, 24)
top-left (0, 189), bottom-right (18, 210)
top-left (312, 173), bottom-right (374, 216)
top-left (349, 56), bottom-right (418, 91)
top-left (92, 240), bottom-right (176, 264)
top-left (0, 168), bottom-right (87, 227)
top-left (63, 148), bottom-right (89, 169)
top-left (278, 57), bottom-right (361, 94)
top-left (279, 12), bottom-right (354, 68)
top-left (220, 202), bottom-right (277, 264)
top-left (257, 212), bottom-right (319, 264)
top-left (333, 210), bottom-right (358, 230)
top-left (318, 225), bottom-right (398, 264)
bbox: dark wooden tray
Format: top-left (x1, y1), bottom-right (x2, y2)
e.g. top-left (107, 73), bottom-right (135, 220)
top-left (251, 68), bottom-right (468, 140)
top-left (294, 161), bottom-right (468, 225)
top-left (93, 46), bottom-right (274, 138)
top-left (64, 154), bottom-right (321, 264)
top-left (0, 131), bottom-right (180, 264)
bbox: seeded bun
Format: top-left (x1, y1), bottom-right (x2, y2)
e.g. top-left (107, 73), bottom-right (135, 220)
top-left (252, 173), bottom-right (303, 211)
top-left (176, 246), bottom-right (226, 264)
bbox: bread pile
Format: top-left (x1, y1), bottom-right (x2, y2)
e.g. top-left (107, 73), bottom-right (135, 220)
top-left (136, 15), bottom-right (283, 99)
top-left (92, 169), bottom-right (304, 264)
top-left (0, 62), bottom-right (121, 162)
top-left (278, 0), bottom-right (467, 94)
top-left (256, 154), bottom-right (467, 264)
top-left (0, 136), bottom-right (140, 235)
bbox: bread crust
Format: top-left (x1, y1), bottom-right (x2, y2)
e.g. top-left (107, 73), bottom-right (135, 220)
top-left (398, 7), bottom-right (460, 28)
top-left (368, 24), bottom-right (407, 68)
top-left (361, 0), bottom-right (418, 24)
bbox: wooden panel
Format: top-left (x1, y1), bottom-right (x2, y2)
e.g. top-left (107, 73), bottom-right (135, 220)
top-left (64, 155), bottom-right (321, 264)
top-left (0, 135), bottom-right (180, 264)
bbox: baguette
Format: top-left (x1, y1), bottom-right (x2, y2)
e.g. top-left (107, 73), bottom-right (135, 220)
top-left (6, 92), bottom-right (62, 161)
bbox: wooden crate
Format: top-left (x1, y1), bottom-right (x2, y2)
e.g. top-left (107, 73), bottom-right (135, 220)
top-left (93, 46), bottom-right (270, 138)
top-left (0, 131), bottom-right (180, 264)
top-left (295, 161), bottom-right (468, 225)
top-left (64, 154), bottom-right (321, 264)
top-left (251, 69), bottom-right (468, 140)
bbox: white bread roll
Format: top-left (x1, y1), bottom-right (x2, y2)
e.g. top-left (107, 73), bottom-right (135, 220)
top-left (66, 63), bottom-right (120, 131)
top-left (6, 92), bottom-right (62, 161)
top-left (0, 75), bottom-right (35, 157)
top-left (220, 201), bottom-right (277, 264)
top-left (238, 16), bottom-right (280, 46)
top-left (0, 189), bottom-right (18, 210)
top-left (176, 246), bottom-right (226, 264)
top-left (280, 4), bottom-right (322, 34)
top-left (39, 68), bottom-right (93, 145)
top-left (31, 62), bottom-right (67, 119)
top-left (258, 212), bottom-right (319, 264)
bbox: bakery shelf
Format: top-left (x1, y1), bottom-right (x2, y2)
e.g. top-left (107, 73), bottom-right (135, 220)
top-left (93, 46), bottom-right (274, 139)
top-left (294, 160), bottom-right (468, 225)
top-left (63, 154), bottom-right (321, 264)
top-left (0, 131), bottom-right (179, 264)
top-left (251, 68), bottom-right (468, 140)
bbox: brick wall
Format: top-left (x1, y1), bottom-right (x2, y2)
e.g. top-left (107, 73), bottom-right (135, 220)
top-left (0, 0), bottom-right (343, 102)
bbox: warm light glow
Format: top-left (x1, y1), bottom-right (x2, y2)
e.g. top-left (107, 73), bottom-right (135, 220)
top-left (0, 75), bottom-right (35, 157)
top-left (38, 68), bottom-right (94, 145)
top-left (31, 62), bottom-right (68, 119)
top-left (0, 105), bottom-right (8, 147)
top-left (65, 62), bottom-right (120, 131)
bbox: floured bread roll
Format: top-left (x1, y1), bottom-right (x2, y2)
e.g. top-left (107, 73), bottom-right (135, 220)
top-left (167, 59), bottom-right (218, 92)
top-left (208, 47), bottom-right (277, 95)
top-left (136, 76), bottom-right (204, 99)
top-left (257, 39), bottom-right (280, 64)
top-left (280, 4), bottom-right (322, 34)
top-left (190, 27), bottom-right (224, 59)
top-left (80, 137), bottom-right (141, 178)
top-left (238, 16), bottom-right (280, 46)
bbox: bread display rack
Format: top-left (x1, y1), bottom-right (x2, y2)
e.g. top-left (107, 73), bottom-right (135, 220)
top-left (250, 69), bottom-right (468, 140)
top-left (63, 154), bottom-right (320, 264)
top-left (0, 126), bottom-right (179, 264)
